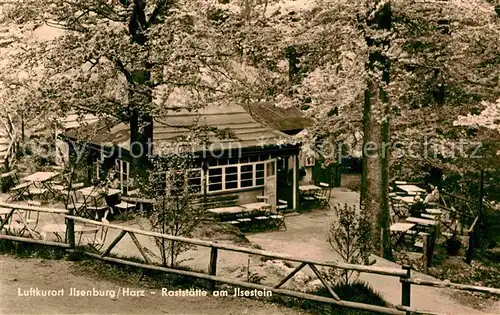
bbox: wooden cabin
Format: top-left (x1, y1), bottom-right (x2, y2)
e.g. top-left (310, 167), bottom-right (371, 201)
top-left (63, 104), bottom-right (302, 211)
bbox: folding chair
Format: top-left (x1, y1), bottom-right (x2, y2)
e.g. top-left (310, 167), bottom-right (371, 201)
top-left (114, 201), bottom-right (136, 218)
top-left (77, 218), bottom-right (109, 250)
top-left (315, 182), bottom-right (332, 209)
top-left (59, 182), bottom-right (85, 203)
top-left (25, 184), bottom-right (48, 201)
top-left (270, 205), bottom-right (287, 231)
top-left (390, 199), bottom-right (409, 221)
top-left (256, 195), bottom-right (269, 204)
top-left (88, 206), bottom-right (111, 221)
top-left (235, 212), bottom-right (252, 231)
top-left (254, 206), bottom-right (271, 229)
top-left (22, 201), bottom-right (41, 230)
top-left (8, 182), bottom-right (32, 201)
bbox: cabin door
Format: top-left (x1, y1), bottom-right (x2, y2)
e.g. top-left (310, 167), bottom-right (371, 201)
top-left (264, 159), bottom-right (277, 210)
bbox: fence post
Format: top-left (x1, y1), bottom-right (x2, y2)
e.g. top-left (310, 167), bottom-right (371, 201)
top-left (422, 234), bottom-right (429, 273)
top-left (66, 209), bottom-right (75, 249)
top-left (401, 265), bottom-right (411, 314)
top-left (380, 228), bottom-right (384, 257)
top-left (465, 230), bottom-right (474, 264)
top-left (209, 246), bottom-right (218, 291)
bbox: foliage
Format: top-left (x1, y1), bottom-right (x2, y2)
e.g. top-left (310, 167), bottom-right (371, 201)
top-left (271, 281), bottom-right (387, 315)
top-left (141, 153), bottom-right (203, 267)
top-left (0, 0), bottom-right (238, 160)
top-left (0, 240), bottom-right (66, 260)
top-left (429, 253), bottom-right (500, 293)
top-left (326, 203), bottom-right (372, 285)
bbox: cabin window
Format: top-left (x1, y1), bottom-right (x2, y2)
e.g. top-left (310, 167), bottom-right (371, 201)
top-left (153, 155), bottom-right (270, 195)
top-left (206, 157), bottom-right (267, 193)
top-left (114, 159), bottom-right (130, 193)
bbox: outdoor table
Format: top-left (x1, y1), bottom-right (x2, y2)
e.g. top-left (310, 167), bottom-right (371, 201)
top-left (406, 217), bottom-right (438, 227)
top-left (77, 186), bottom-right (121, 206)
top-left (397, 184), bottom-right (425, 195)
top-left (299, 185), bottom-right (322, 193)
top-left (241, 202), bottom-right (271, 211)
top-left (207, 206), bottom-right (246, 215)
top-left (299, 185), bottom-right (321, 203)
top-left (77, 186), bottom-right (121, 198)
top-left (8, 182), bottom-right (33, 201)
top-left (41, 223), bottom-right (98, 243)
top-left (76, 187), bottom-right (121, 218)
top-left (241, 202), bottom-right (272, 218)
top-left (426, 208), bottom-right (443, 215)
top-left (390, 222), bottom-right (416, 250)
top-left (394, 196), bottom-right (415, 205)
top-left (22, 172), bottom-right (60, 183)
top-left (11, 172), bottom-right (61, 201)
top-left (207, 206), bottom-right (247, 222)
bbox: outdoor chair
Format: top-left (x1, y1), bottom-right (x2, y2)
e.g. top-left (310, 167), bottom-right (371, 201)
top-left (253, 215), bottom-right (271, 228)
top-left (66, 194), bottom-right (88, 217)
top-left (25, 186), bottom-right (49, 201)
top-left (114, 201), bottom-right (136, 218)
top-left (269, 205), bottom-right (287, 231)
top-left (221, 220), bottom-right (241, 227)
top-left (256, 195), bottom-right (269, 202)
top-left (87, 205), bottom-right (111, 221)
top-left (278, 199), bottom-right (288, 206)
top-left (254, 207), bottom-right (272, 229)
top-left (421, 213), bottom-right (437, 220)
top-left (300, 192), bottom-right (316, 210)
top-left (3, 206), bottom-right (41, 239)
top-left (315, 182), bottom-right (332, 209)
top-left (22, 201), bottom-right (41, 229)
top-left (390, 199), bottom-right (409, 221)
top-left (235, 212), bottom-right (252, 231)
top-left (2, 220), bottom-right (28, 236)
top-left (58, 182), bottom-right (85, 202)
top-left (8, 182), bottom-right (32, 201)
top-left (77, 218), bottom-right (109, 250)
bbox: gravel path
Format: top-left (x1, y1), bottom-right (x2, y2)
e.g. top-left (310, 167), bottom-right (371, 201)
top-left (0, 255), bottom-right (306, 315)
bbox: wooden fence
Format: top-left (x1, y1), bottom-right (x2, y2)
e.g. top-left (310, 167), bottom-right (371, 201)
top-left (1, 202), bottom-right (500, 315)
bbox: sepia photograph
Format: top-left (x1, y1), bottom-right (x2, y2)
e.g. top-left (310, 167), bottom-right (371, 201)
top-left (0, 0), bottom-right (499, 314)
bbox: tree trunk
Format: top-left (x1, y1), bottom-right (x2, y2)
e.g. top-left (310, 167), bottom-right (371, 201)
top-left (127, 0), bottom-right (154, 182)
top-left (360, 0), bottom-right (393, 260)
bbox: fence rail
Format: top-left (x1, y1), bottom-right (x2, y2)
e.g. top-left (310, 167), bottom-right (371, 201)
top-left (1, 203), bottom-right (499, 315)
top-left (66, 215), bottom-right (407, 277)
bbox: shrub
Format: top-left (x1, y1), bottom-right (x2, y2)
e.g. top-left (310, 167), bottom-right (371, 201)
top-left (326, 203), bottom-right (372, 285)
top-left (0, 240), bottom-right (66, 260)
top-left (271, 281), bottom-right (388, 315)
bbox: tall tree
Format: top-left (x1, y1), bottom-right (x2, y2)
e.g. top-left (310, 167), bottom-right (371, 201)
top-left (0, 0), bottom-right (230, 178)
top-left (360, 0), bottom-right (393, 259)
top-left (211, 0), bottom-right (499, 258)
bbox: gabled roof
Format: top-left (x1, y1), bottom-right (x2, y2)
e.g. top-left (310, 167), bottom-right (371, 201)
top-left (154, 104), bottom-right (292, 155)
top-left (60, 113), bottom-right (99, 130)
top-left (64, 116), bottom-right (130, 151)
top-left (64, 104), bottom-right (294, 156)
top-left (241, 102), bottom-right (313, 134)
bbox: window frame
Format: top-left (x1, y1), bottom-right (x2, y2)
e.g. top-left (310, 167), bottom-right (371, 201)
top-left (206, 160), bottom-right (266, 194)
top-left (114, 159), bottom-right (130, 193)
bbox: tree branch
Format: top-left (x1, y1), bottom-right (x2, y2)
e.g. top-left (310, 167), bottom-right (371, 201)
top-left (147, 0), bottom-right (172, 27)
top-left (111, 57), bottom-right (135, 85)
